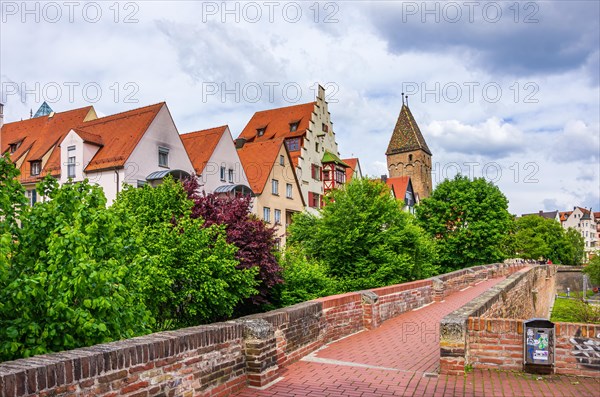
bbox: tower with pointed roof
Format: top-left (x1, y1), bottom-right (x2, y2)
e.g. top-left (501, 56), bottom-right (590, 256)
top-left (386, 100), bottom-right (432, 200)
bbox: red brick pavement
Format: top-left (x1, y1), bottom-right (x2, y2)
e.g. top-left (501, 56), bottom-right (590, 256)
top-left (233, 274), bottom-right (600, 396)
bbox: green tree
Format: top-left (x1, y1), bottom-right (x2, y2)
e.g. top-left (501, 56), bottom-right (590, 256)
top-left (416, 175), bottom-right (513, 272)
top-left (513, 216), bottom-right (584, 264)
top-left (559, 228), bottom-right (585, 265)
top-left (289, 178), bottom-right (436, 291)
top-left (0, 176), bottom-right (151, 361)
top-left (584, 255), bottom-right (600, 286)
top-left (112, 178), bottom-right (258, 327)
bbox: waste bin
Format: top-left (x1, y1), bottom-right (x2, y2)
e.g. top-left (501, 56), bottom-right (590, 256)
top-left (523, 318), bottom-right (555, 374)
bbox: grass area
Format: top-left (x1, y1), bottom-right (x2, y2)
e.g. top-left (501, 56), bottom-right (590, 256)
top-left (550, 297), bottom-right (600, 324)
top-left (556, 290), bottom-right (595, 298)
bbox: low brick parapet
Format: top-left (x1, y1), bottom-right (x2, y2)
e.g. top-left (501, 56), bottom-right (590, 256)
top-left (0, 261), bottom-right (529, 397)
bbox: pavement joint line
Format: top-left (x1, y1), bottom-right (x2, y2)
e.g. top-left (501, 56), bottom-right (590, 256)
top-left (412, 301), bottom-right (435, 311)
top-left (247, 376), bottom-right (284, 390)
top-left (459, 286), bottom-right (473, 291)
top-left (301, 354), bottom-right (429, 375)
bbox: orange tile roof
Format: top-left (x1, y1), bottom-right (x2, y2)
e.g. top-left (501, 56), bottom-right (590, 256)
top-left (238, 102), bottom-right (315, 143)
top-left (76, 103), bottom-right (164, 172)
top-left (385, 176), bottom-right (411, 199)
top-left (1, 106), bottom-right (94, 183)
top-left (559, 211), bottom-right (572, 222)
top-left (343, 158), bottom-right (359, 182)
top-left (237, 139), bottom-right (285, 194)
top-left (181, 126), bottom-right (227, 175)
top-left (72, 129), bottom-right (104, 146)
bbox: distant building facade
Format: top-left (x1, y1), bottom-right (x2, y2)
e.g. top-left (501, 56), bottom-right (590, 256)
top-left (560, 207), bottom-right (598, 258)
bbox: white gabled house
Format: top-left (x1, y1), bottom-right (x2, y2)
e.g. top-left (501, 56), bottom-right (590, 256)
top-left (181, 125), bottom-right (252, 196)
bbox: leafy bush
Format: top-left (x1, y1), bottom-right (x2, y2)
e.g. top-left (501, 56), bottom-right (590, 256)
top-left (113, 178), bottom-right (258, 328)
top-left (584, 255), bottom-right (600, 286)
top-left (274, 247), bottom-right (340, 307)
top-left (551, 298), bottom-right (600, 324)
top-left (184, 177), bottom-right (282, 310)
top-left (0, 174), bottom-right (151, 361)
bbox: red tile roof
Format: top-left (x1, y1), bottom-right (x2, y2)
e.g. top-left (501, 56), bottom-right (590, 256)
top-left (385, 176), bottom-right (411, 199)
top-left (76, 103), bottom-right (164, 172)
top-left (237, 139), bottom-right (285, 194)
top-left (72, 129), bottom-right (104, 146)
top-left (343, 158), bottom-right (359, 182)
top-left (2, 106), bottom-right (94, 183)
top-left (181, 126), bottom-right (227, 175)
top-left (238, 102), bottom-right (315, 143)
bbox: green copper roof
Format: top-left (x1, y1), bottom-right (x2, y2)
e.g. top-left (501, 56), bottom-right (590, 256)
top-left (322, 151), bottom-right (349, 167)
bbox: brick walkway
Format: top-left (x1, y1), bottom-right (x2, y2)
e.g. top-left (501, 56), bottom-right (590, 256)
top-left (234, 275), bottom-right (600, 396)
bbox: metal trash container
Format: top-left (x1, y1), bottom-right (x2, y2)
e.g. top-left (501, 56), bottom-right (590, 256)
top-left (524, 318), bottom-right (555, 374)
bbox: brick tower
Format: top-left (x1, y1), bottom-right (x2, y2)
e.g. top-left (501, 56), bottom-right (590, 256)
top-left (385, 100), bottom-right (432, 200)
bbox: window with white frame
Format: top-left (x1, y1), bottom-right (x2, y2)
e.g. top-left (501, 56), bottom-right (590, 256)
top-left (158, 146), bottom-right (169, 167)
top-left (272, 179), bottom-right (279, 195)
top-left (220, 166), bottom-right (226, 181)
top-left (263, 207), bottom-right (271, 223)
top-left (228, 168), bottom-right (234, 183)
top-left (279, 155), bottom-right (285, 166)
top-left (274, 209), bottom-right (281, 224)
top-left (286, 183), bottom-right (293, 198)
top-left (30, 161), bottom-right (41, 176)
top-left (67, 146), bottom-right (76, 178)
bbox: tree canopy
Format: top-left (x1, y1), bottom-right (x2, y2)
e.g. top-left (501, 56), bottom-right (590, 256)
top-left (416, 175), bottom-right (513, 272)
top-left (512, 215), bottom-right (584, 264)
top-left (289, 178), bottom-right (436, 291)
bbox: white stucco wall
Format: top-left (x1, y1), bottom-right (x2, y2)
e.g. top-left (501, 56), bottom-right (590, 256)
top-left (295, 86), bottom-right (340, 209)
top-left (123, 104), bottom-right (194, 189)
top-left (196, 127), bottom-right (249, 194)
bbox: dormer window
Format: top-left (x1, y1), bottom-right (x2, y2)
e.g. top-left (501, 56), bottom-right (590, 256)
top-left (9, 142), bottom-right (20, 153)
top-left (158, 146), bottom-right (169, 167)
top-left (290, 122), bottom-right (299, 132)
top-left (257, 128), bottom-right (266, 136)
top-left (67, 146), bottom-right (76, 178)
top-left (30, 161), bottom-right (41, 176)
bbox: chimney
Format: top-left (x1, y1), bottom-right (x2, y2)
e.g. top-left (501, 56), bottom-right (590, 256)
top-left (381, 175), bottom-right (388, 183)
top-left (235, 138), bottom-right (247, 149)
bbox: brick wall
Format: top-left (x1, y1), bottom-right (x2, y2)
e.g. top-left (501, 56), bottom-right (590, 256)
top-left (440, 265), bottom-right (599, 378)
top-left (0, 262), bottom-right (525, 397)
top-left (467, 318), bottom-right (600, 377)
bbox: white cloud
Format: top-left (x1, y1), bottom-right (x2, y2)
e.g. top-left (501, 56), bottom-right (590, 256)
top-left (426, 118), bottom-right (524, 157)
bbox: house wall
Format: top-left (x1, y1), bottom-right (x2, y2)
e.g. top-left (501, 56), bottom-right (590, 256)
top-left (253, 145), bottom-right (304, 247)
top-left (562, 208), bottom-right (598, 255)
top-left (197, 128), bottom-right (249, 194)
top-left (59, 131), bottom-right (101, 184)
top-left (123, 105), bottom-right (194, 192)
top-left (296, 86), bottom-right (339, 210)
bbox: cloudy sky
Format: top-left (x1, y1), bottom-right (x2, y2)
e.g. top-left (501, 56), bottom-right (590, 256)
top-left (1, 0), bottom-right (599, 214)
